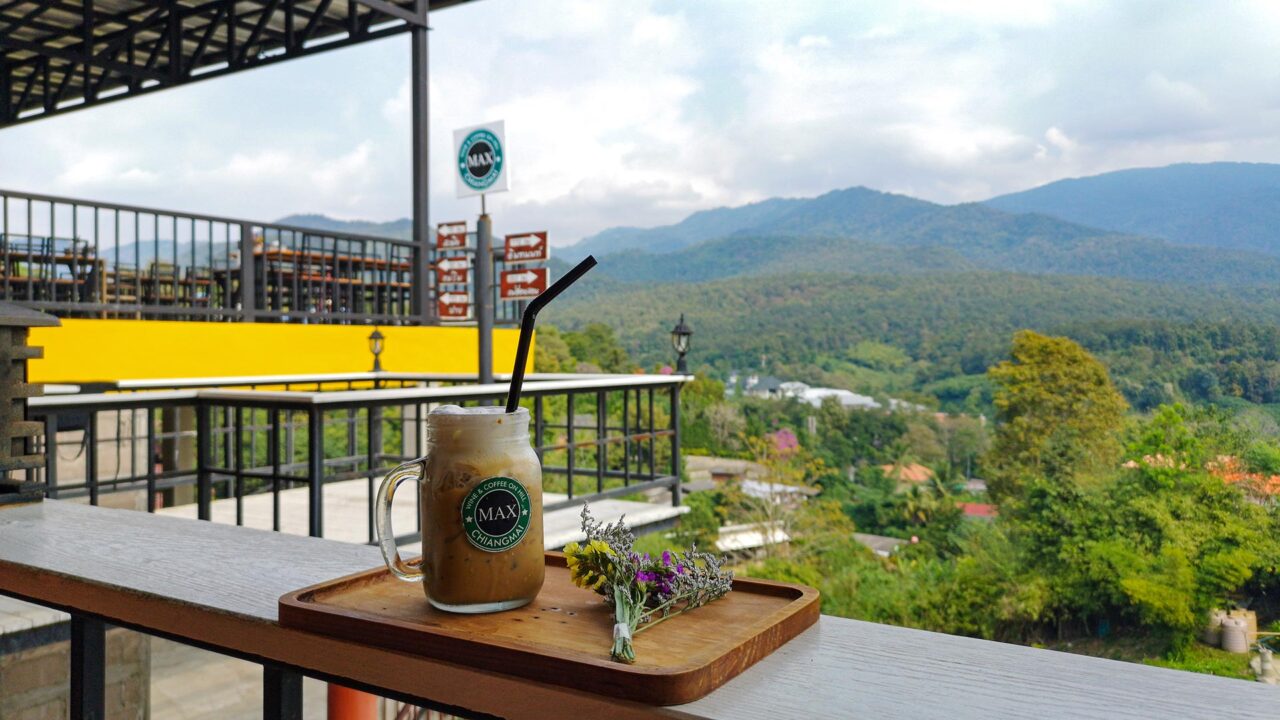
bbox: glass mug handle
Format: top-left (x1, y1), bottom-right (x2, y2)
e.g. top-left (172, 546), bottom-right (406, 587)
top-left (375, 459), bottom-right (425, 582)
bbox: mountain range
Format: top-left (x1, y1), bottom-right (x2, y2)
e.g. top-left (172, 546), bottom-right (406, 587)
top-left (282, 162), bottom-right (1280, 405)
top-left (562, 186), bottom-right (1280, 287)
top-left (275, 213), bottom-right (412, 240)
top-left (985, 162), bottom-right (1280, 255)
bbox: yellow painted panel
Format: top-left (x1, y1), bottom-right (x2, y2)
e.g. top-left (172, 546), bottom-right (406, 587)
top-left (28, 319), bottom-right (530, 383)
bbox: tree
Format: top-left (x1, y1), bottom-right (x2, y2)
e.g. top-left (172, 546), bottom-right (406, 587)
top-left (562, 323), bottom-right (633, 373)
top-left (1001, 404), bottom-right (1280, 650)
top-left (986, 331), bottom-right (1127, 500)
top-left (704, 402), bottom-right (746, 452)
top-left (725, 434), bottom-right (824, 559)
top-left (901, 419), bottom-right (946, 467)
top-left (533, 325), bottom-right (575, 373)
top-left (941, 414), bottom-right (988, 480)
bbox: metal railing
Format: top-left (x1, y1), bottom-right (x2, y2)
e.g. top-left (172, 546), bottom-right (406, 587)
top-left (0, 188), bottom-right (421, 324)
top-left (28, 375), bottom-right (687, 543)
top-left (55, 371), bottom-right (617, 393)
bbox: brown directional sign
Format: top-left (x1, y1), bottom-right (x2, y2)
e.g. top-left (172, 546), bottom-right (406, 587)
top-left (500, 267), bottom-right (548, 300)
top-left (503, 231), bottom-right (549, 263)
top-left (436, 221), bottom-right (467, 250)
top-left (437, 291), bottom-right (470, 319)
top-left (435, 256), bottom-right (470, 285)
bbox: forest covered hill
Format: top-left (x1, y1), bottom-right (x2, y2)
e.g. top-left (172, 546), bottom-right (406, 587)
top-left (985, 162), bottom-right (1280, 255)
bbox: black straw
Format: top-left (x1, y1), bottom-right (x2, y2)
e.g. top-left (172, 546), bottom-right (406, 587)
top-left (504, 255), bottom-right (598, 413)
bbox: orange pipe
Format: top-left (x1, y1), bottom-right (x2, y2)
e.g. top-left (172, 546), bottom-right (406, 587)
top-left (327, 683), bottom-right (378, 720)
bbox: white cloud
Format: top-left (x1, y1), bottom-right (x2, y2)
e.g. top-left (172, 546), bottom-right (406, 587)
top-left (1045, 126), bottom-right (1076, 155)
top-left (797, 35), bottom-right (832, 49)
top-left (55, 151), bottom-right (160, 188)
top-left (1, 0), bottom-right (1279, 244)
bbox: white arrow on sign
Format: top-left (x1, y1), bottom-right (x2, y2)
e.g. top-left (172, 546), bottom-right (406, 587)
top-left (506, 270), bottom-right (539, 284)
top-left (437, 257), bottom-right (470, 270)
top-left (507, 234), bottom-right (542, 248)
top-left (438, 292), bottom-right (469, 304)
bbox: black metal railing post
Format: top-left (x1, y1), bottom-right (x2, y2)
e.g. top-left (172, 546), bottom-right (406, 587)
top-left (196, 402), bottom-right (212, 520)
top-left (670, 383), bottom-right (682, 507)
top-left (307, 407), bottom-right (324, 538)
top-left (69, 615), bottom-right (105, 720)
top-left (595, 390), bottom-right (606, 495)
top-left (566, 392), bottom-right (575, 500)
top-left (367, 403), bottom-right (383, 544)
top-left (145, 407), bottom-right (156, 512)
top-left (270, 408), bottom-right (282, 532)
top-left (239, 222), bottom-right (257, 320)
top-left (42, 412), bottom-right (58, 497)
top-left (85, 412), bottom-right (98, 506)
top-left (622, 389), bottom-right (631, 487)
top-left (263, 664), bottom-right (303, 720)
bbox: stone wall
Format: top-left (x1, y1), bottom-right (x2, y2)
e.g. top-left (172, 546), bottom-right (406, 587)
top-left (0, 626), bottom-right (149, 720)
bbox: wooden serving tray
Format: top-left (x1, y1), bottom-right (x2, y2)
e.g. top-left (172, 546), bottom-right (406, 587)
top-left (279, 552), bottom-right (819, 705)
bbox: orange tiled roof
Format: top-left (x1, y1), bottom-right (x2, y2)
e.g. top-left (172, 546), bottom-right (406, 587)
top-left (1207, 455), bottom-right (1280, 497)
top-left (879, 463), bottom-right (935, 484)
top-left (958, 502), bottom-right (998, 518)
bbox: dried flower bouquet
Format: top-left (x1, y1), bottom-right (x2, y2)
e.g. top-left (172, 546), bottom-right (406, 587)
top-left (563, 506), bottom-right (734, 663)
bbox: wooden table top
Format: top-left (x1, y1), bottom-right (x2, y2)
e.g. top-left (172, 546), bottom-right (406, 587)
top-left (0, 500), bottom-right (1272, 719)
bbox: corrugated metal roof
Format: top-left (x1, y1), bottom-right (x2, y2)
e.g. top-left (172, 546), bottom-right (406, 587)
top-left (0, 0), bottom-right (471, 126)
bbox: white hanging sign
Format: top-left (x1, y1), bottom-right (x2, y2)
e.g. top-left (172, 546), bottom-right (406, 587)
top-left (453, 120), bottom-right (509, 198)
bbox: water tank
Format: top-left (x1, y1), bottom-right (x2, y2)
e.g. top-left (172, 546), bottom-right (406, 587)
top-left (1221, 617), bottom-right (1250, 654)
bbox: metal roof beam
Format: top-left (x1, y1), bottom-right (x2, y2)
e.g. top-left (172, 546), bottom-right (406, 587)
top-left (238, 0), bottom-right (280, 66)
top-left (186, 4), bottom-right (224, 70)
top-left (0, 0), bottom-right (59, 42)
top-left (1, 0), bottom-right (466, 125)
top-left (353, 0), bottom-right (424, 27)
top-left (1, 32), bottom-right (165, 82)
top-left (5, 4), bottom-right (167, 74)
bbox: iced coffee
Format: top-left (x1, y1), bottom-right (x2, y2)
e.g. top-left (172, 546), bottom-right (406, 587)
top-left (375, 405), bottom-right (544, 613)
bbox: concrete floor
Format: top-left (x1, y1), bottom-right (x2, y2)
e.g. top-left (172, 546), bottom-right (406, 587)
top-left (150, 637), bottom-right (331, 720)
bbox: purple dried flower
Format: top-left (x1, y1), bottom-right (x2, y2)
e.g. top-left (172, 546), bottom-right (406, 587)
top-left (662, 550), bottom-right (673, 567)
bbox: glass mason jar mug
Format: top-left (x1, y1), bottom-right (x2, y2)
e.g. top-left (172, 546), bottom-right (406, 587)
top-left (375, 405), bottom-right (545, 613)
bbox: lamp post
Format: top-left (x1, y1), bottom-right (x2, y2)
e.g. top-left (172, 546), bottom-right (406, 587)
top-left (368, 328), bottom-right (385, 373)
top-left (670, 314), bottom-right (692, 373)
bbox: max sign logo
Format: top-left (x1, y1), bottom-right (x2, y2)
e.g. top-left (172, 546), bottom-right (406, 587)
top-left (461, 477), bottom-right (531, 552)
top-left (453, 121), bottom-right (509, 198)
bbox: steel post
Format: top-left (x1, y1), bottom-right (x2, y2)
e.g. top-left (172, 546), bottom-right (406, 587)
top-left (671, 383), bottom-right (682, 507)
top-left (70, 615), bottom-right (105, 720)
top-left (263, 664), bottom-right (303, 720)
top-left (196, 403), bottom-right (211, 520)
top-left (308, 408), bottom-right (324, 538)
top-left (476, 212), bottom-right (494, 384)
top-left (239, 222), bottom-right (257, 320)
top-left (410, 4), bottom-right (432, 324)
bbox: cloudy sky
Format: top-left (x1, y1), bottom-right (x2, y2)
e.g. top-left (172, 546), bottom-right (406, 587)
top-left (1, 0), bottom-right (1277, 245)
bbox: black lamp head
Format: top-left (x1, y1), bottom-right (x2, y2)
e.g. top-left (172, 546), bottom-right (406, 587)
top-left (671, 314), bottom-right (692, 358)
